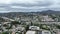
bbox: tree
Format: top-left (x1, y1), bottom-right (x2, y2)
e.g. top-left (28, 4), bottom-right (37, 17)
top-left (50, 14), bottom-right (57, 19)
top-left (2, 31), bottom-right (9, 34)
top-left (11, 21), bottom-right (20, 25)
top-left (56, 25), bottom-right (60, 29)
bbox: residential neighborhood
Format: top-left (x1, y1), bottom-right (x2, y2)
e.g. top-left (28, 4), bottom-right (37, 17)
top-left (0, 13), bottom-right (60, 34)
top-left (0, 0), bottom-right (60, 34)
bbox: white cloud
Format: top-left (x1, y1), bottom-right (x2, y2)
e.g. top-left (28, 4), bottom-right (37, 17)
top-left (0, 0), bottom-right (12, 4)
top-left (0, 0), bottom-right (60, 12)
top-left (0, 0), bottom-right (54, 4)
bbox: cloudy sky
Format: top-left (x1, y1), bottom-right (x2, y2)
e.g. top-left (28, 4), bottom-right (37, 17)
top-left (0, 0), bottom-right (60, 13)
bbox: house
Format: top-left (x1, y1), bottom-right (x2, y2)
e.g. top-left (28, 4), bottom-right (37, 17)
top-left (26, 30), bottom-right (51, 34)
top-left (29, 26), bottom-right (40, 30)
top-left (10, 25), bottom-right (26, 34)
top-left (26, 30), bottom-right (36, 34)
top-left (41, 15), bottom-right (54, 22)
top-left (38, 30), bottom-right (51, 34)
top-left (2, 22), bottom-right (11, 29)
top-left (54, 29), bottom-right (60, 34)
top-left (14, 26), bottom-right (25, 34)
top-left (41, 30), bottom-right (51, 34)
top-left (12, 32), bottom-right (15, 34)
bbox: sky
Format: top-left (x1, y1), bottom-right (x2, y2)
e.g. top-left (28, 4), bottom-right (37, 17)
top-left (0, 0), bottom-right (60, 13)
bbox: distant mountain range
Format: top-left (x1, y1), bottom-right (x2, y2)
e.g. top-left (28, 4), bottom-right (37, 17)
top-left (0, 10), bottom-right (60, 17)
top-left (40, 10), bottom-right (60, 15)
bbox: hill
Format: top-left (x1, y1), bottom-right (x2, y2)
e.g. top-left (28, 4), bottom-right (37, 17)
top-left (0, 10), bottom-right (60, 17)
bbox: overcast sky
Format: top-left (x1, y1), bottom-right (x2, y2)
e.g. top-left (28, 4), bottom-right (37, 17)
top-left (0, 0), bottom-right (60, 13)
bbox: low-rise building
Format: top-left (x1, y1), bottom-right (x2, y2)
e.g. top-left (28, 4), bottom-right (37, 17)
top-left (26, 30), bottom-right (51, 34)
top-left (54, 29), bottom-right (60, 34)
top-left (11, 26), bottom-right (26, 34)
top-left (29, 26), bottom-right (40, 30)
top-left (41, 30), bottom-right (51, 34)
top-left (26, 30), bottom-right (36, 34)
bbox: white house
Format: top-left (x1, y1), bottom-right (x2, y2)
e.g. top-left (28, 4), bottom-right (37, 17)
top-left (26, 30), bottom-right (51, 34)
top-left (26, 30), bottom-right (36, 34)
top-left (42, 30), bottom-right (51, 34)
top-left (29, 26), bottom-right (40, 30)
